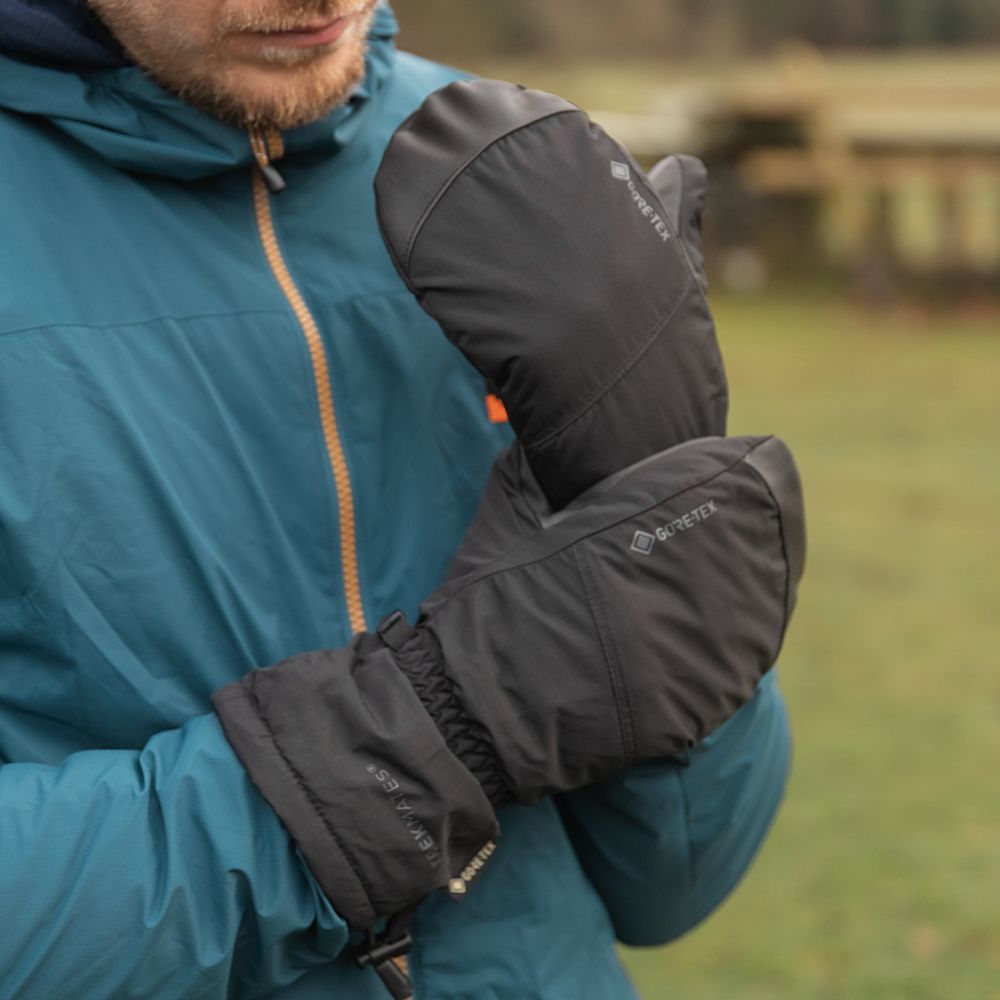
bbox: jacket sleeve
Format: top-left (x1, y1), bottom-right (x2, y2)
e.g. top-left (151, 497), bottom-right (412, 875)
top-left (557, 670), bottom-right (791, 947)
top-left (0, 713), bottom-right (356, 1000)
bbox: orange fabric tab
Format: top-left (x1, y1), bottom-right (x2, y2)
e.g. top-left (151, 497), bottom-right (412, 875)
top-left (485, 394), bottom-right (509, 424)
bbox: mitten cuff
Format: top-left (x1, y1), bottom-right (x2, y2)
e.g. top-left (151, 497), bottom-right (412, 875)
top-left (213, 636), bottom-right (499, 929)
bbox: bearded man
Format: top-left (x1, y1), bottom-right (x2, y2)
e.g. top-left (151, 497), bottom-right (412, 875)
top-left (0, 3), bottom-right (793, 998)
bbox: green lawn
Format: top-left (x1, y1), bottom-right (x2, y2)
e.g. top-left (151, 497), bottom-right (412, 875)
top-left (620, 294), bottom-right (1000, 999)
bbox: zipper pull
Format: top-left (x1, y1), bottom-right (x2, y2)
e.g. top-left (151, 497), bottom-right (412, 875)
top-left (354, 839), bottom-right (498, 997)
top-left (354, 906), bottom-right (417, 1000)
top-left (259, 161), bottom-right (287, 195)
top-left (249, 128), bottom-right (287, 194)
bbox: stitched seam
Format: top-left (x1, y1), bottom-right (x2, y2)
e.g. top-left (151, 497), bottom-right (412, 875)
top-left (572, 547), bottom-right (633, 764)
top-left (512, 155), bottom-right (691, 445)
top-left (438, 445), bottom-right (755, 602)
top-left (0, 289), bottom-right (421, 342)
top-left (419, 269), bottom-right (687, 450)
top-left (400, 108), bottom-right (579, 272)
top-left (528, 266), bottom-right (692, 447)
top-left (243, 679), bottom-right (376, 911)
top-left (0, 309), bottom-right (296, 342)
top-left (676, 763), bottom-right (699, 889)
top-left (595, 572), bottom-right (635, 759)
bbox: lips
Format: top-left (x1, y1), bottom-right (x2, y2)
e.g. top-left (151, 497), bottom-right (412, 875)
top-left (243, 14), bottom-right (354, 49)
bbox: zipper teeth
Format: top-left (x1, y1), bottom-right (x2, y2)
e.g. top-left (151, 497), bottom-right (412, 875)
top-left (265, 130), bottom-right (285, 160)
top-left (251, 165), bottom-right (367, 635)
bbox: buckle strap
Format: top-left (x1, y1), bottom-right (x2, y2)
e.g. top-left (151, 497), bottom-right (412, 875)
top-left (354, 904), bottom-right (418, 1000)
top-left (376, 610), bottom-right (415, 652)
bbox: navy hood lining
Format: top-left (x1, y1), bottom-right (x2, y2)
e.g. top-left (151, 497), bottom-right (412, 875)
top-left (0, 0), bottom-right (129, 69)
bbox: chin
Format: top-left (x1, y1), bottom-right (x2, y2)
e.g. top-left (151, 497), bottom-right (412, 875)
top-left (155, 40), bottom-right (368, 131)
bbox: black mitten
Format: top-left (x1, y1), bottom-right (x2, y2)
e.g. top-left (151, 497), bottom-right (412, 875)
top-left (213, 434), bottom-right (803, 933)
top-left (375, 79), bottom-right (728, 509)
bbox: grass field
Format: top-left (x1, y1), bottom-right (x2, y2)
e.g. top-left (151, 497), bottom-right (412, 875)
top-left (619, 294), bottom-right (1000, 999)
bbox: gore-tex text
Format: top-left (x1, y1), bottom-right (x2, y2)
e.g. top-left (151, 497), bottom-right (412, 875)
top-left (631, 500), bottom-right (719, 555)
top-left (611, 160), bottom-right (671, 242)
top-left (368, 764), bottom-right (443, 867)
top-left (627, 178), bottom-right (672, 243)
top-left (655, 499), bottom-right (718, 540)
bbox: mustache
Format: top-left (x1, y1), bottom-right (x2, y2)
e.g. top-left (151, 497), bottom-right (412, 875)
top-left (218, 0), bottom-right (378, 34)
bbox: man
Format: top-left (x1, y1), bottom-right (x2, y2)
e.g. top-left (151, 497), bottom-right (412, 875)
top-left (0, 2), bottom-right (792, 997)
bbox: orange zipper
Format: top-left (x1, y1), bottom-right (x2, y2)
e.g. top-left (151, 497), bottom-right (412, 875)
top-left (249, 129), bottom-right (368, 635)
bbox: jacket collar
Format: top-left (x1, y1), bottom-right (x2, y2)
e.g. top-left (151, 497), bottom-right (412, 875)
top-left (0, 3), bottom-right (399, 180)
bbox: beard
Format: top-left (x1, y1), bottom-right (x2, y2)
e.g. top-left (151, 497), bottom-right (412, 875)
top-left (87, 0), bottom-right (379, 130)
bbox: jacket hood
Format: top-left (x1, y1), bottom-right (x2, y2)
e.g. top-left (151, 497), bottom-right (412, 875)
top-left (0, 2), bottom-right (400, 180)
top-left (0, 0), bottom-right (127, 69)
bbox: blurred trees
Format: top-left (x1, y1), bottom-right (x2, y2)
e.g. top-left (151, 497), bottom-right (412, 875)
top-left (391, 0), bottom-right (1000, 59)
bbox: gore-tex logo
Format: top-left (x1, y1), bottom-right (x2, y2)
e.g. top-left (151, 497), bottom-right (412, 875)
top-left (611, 160), bottom-right (671, 243)
top-left (630, 500), bottom-right (719, 555)
top-left (630, 530), bottom-right (657, 555)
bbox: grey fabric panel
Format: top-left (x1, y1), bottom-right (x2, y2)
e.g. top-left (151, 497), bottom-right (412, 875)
top-left (648, 154), bottom-right (710, 292)
top-left (375, 79), bottom-right (574, 277)
top-left (743, 436), bottom-right (807, 621)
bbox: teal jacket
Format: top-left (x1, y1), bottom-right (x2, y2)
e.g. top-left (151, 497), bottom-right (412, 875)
top-left (0, 7), bottom-right (790, 998)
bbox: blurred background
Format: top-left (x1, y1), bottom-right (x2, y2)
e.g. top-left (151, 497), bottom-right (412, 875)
top-left (392, 3), bottom-right (999, 998)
